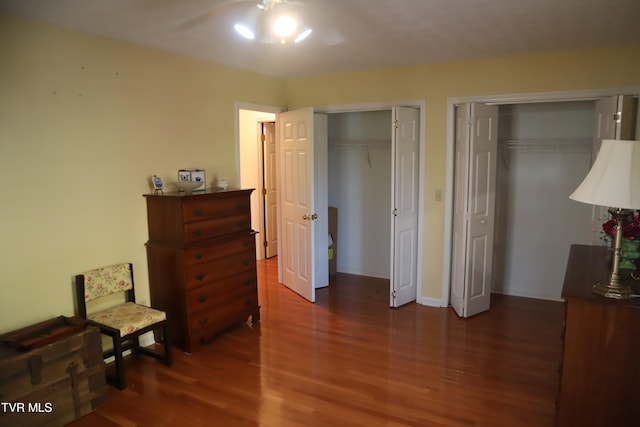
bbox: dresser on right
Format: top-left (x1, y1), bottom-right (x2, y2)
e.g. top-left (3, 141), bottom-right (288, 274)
top-left (558, 244), bottom-right (640, 427)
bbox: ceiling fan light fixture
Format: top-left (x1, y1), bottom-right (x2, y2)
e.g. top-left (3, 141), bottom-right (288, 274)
top-left (273, 15), bottom-right (297, 37)
top-left (294, 28), bottom-right (312, 43)
top-left (234, 23), bottom-right (255, 40)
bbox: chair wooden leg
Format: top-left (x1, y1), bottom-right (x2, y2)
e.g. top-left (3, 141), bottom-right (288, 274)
top-left (112, 335), bottom-right (126, 390)
top-left (162, 322), bottom-right (173, 367)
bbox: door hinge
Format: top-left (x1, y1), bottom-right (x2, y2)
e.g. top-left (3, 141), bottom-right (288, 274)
top-left (614, 112), bottom-right (622, 123)
top-left (393, 119), bottom-right (399, 129)
top-left (467, 117), bottom-right (473, 127)
top-left (260, 134), bottom-right (266, 142)
top-left (392, 208), bottom-right (398, 217)
top-left (392, 290), bottom-right (397, 298)
top-left (262, 188), bottom-right (267, 196)
top-left (263, 240), bottom-right (268, 248)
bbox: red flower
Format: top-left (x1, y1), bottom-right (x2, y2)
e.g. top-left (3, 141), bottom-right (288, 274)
top-left (603, 210), bottom-right (640, 240)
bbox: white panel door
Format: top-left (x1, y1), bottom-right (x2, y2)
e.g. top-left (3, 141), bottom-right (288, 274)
top-left (263, 122), bottom-right (278, 258)
top-left (451, 103), bottom-right (498, 318)
top-left (313, 114), bottom-right (329, 289)
top-left (390, 107), bottom-right (420, 307)
top-left (450, 104), bottom-right (471, 316)
top-left (278, 107), bottom-right (316, 302)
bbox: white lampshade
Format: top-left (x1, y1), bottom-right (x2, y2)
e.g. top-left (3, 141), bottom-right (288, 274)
top-left (569, 139), bottom-right (640, 210)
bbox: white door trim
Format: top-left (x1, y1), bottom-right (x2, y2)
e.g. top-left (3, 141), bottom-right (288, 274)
top-left (442, 87), bottom-right (640, 308)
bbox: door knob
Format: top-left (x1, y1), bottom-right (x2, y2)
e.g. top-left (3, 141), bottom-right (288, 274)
top-left (303, 213), bottom-right (318, 221)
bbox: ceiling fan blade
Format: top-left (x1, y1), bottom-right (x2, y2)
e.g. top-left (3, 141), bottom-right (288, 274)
top-left (178, 0), bottom-right (257, 29)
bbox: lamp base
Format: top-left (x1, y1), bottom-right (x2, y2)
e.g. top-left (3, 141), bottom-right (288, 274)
top-left (592, 282), bottom-right (633, 299)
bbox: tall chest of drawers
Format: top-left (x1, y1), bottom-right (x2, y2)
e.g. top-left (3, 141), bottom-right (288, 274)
top-left (144, 189), bottom-right (260, 353)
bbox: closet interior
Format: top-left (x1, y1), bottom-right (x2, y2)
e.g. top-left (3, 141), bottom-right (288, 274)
top-left (493, 101), bottom-right (597, 301)
top-left (328, 110), bottom-right (392, 280)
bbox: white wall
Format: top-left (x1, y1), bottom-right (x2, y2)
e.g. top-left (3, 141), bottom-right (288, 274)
top-left (328, 111), bottom-right (392, 278)
top-left (493, 101), bottom-right (595, 300)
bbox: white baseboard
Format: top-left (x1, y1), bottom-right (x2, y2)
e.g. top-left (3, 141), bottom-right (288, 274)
top-left (138, 331), bottom-right (156, 347)
top-left (492, 288), bottom-right (565, 302)
top-left (419, 296), bottom-right (445, 307)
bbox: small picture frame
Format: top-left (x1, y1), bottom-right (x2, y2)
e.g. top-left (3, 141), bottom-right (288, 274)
top-left (152, 175), bottom-right (164, 194)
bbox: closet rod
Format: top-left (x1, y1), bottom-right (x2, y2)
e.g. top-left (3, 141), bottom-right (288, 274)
top-left (501, 138), bottom-right (592, 153)
top-left (329, 139), bottom-right (391, 148)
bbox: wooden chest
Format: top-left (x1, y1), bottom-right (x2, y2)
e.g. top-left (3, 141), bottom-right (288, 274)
top-left (0, 316), bottom-right (107, 426)
top-left (145, 189), bottom-right (260, 353)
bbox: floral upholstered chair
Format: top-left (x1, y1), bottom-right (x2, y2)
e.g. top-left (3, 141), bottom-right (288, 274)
top-left (74, 263), bottom-right (172, 389)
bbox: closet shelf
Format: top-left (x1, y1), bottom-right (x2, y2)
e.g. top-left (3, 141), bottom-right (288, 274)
top-left (329, 139), bottom-right (391, 148)
top-left (501, 138), bottom-right (592, 153)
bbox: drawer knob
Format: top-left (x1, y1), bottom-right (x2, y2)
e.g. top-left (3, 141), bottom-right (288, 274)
top-left (236, 202), bottom-right (246, 209)
top-left (242, 259), bottom-right (251, 266)
top-left (196, 273), bottom-right (205, 281)
top-left (199, 317), bottom-right (209, 325)
top-left (237, 221), bottom-right (246, 228)
top-left (194, 229), bottom-right (204, 237)
top-left (195, 253), bottom-right (204, 260)
top-left (192, 208), bottom-right (203, 216)
top-left (245, 299), bottom-right (253, 306)
top-left (197, 295), bottom-right (207, 303)
top-left (243, 279), bottom-right (252, 286)
top-left (242, 240), bottom-right (250, 247)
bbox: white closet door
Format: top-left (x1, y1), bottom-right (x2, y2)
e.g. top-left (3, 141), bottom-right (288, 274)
top-left (313, 113), bottom-right (329, 289)
top-left (263, 122), bottom-right (278, 258)
top-left (450, 104), bottom-right (471, 316)
top-left (451, 103), bottom-right (498, 318)
top-left (390, 107), bottom-right (420, 307)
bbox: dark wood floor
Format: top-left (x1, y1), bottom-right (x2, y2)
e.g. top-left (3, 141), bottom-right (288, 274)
top-left (71, 257), bottom-right (566, 427)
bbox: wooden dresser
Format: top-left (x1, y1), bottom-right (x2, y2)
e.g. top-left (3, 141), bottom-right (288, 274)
top-left (144, 189), bottom-right (260, 353)
top-left (557, 244), bottom-right (640, 427)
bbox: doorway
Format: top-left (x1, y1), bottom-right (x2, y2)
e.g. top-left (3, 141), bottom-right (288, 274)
top-left (238, 105), bottom-right (279, 261)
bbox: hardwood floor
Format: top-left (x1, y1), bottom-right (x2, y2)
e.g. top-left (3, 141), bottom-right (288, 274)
top-left (70, 258), bottom-right (565, 427)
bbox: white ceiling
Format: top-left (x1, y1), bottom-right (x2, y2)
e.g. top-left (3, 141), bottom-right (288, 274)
top-left (2, 0), bottom-right (640, 79)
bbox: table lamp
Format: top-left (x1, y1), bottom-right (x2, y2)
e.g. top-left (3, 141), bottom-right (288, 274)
top-left (569, 139), bottom-right (640, 299)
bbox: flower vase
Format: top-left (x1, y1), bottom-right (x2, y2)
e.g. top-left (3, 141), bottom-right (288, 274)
top-left (619, 239), bottom-right (640, 270)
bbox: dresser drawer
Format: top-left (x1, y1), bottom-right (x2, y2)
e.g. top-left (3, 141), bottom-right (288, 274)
top-left (187, 291), bottom-right (259, 334)
top-left (184, 234), bottom-right (255, 267)
top-left (185, 251), bottom-right (255, 290)
top-left (182, 193), bottom-right (250, 223)
top-left (185, 270), bottom-right (257, 312)
top-left (184, 214), bottom-right (251, 244)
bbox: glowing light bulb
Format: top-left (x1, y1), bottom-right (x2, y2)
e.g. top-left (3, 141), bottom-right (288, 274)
top-left (273, 16), bottom-right (297, 37)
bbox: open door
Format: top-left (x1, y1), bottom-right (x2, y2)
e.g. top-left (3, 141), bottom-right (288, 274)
top-left (277, 107), bottom-right (328, 302)
top-left (450, 103), bottom-right (498, 318)
top-left (262, 122), bottom-right (278, 258)
top-left (390, 106), bottom-right (420, 307)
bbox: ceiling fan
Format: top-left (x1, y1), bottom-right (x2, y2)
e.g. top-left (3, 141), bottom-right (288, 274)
top-left (182, 0), bottom-right (312, 45)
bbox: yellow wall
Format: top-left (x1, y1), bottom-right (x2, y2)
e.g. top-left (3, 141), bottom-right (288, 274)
top-left (0, 13), bottom-right (285, 333)
top-left (2, 11), bottom-right (640, 333)
top-left (284, 45), bottom-right (640, 301)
